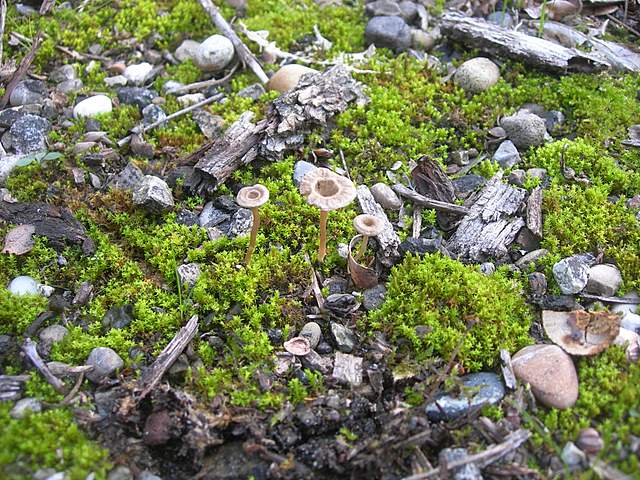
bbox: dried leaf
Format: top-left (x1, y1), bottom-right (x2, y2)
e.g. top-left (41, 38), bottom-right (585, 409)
top-left (2, 224), bottom-right (35, 255)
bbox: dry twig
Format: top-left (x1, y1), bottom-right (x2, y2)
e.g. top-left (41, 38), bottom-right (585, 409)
top-left (22, 338), bottom-right (67, 395)
top-left (0, 0), bottom-right (7, 66)
top-left (0, 32), bottom-right (43, 109)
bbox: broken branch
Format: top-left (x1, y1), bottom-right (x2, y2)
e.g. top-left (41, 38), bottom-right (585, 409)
top-left (22, 338), bottom-right (67, 395)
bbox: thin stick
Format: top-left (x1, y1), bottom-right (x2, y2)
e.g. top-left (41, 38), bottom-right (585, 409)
top-left (0, 0), bottom-right (7, 65)
top-left (607, 14), bottom-right (640, 38)
top-left (169, 62), bottom-right (238, 95)
top-left (117, 93), bottom-right (224, 147)
top-left (0, 32), bottom-right (43, 110)
top-left (393, 184), bottom-right (470, 216)
top-left (22, 338), bottom-right (66, 394)
top-left (245, 207), bottom-right (260, 264)
top-left (318, 210), bottom-right (328, 262)
top-left (197, 0), bottom-right (268, 84)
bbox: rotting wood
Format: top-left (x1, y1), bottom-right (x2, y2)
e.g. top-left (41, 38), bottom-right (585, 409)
top-left (22, 338), bottom-right (67, 395)
top-left (393, 184), bottom-right (470, 216)
top-left (440, 10), bottom-right (610, 73)
top-left (0, 32), bottom-right (43, 110)
top-left (0, 201), bottom-right (95, 253)
top-left (446, 172), bottom-right (526, 262)
top-left (197, 0), bottom-right (268, 84)
top-left (186, 65), bottom-right (367, 195)
top-left (0, 375), bottom-right (29, 401)
top-left (137, 315), bottom-right (199, 401)
top-left (356, 185), bottom-right (400, 267)
top-left (526, 187), bottom-right (543, 238)
top-left (412, 158), bottom-right (458, 230)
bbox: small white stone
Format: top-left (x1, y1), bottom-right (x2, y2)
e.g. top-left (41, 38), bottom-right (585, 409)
top-left (194, 35), bottom-right (234, 72)
top-left (73, 95), bottom-right (113, 119)
top-left (8, 275), bottom-right (39, 295)
top-left (177, 93), bottom-right (205, 107)
top-left (123, 62), bottom-right (153, 85)
top-left (104, 75), bottom-right (128, 87)
top-left (454, 57), bottom-right (500, 93)
top-left (175, 39), bottom-right (201, 63)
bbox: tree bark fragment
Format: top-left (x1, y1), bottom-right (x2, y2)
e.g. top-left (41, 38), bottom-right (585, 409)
top-left (526, 187), bottom-right (543, 239)
top-left (356, 185), bottom-right (400, 266)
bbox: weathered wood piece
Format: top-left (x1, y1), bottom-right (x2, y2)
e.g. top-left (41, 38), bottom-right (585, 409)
top-left (0, 201), bottom-right (95, 253)
top-left (412, 158), bottom-right (458, 230)
top-left (188, 66), bottom-right (367, 195)
top-left (356, 185), bottom-right (400, 267)
top-left (22, 338), bottom-right (66, 394)
top-left (526, 187), bottom-right (543, 238)
top-left (197, 0), bottom-right (268, 84)
top-left (137, 315), bottom-right (199, 400)
top-left (393, 184), bottom-right (470, 216)
top-left (446, 172), bottom-right (526, 262)
top-left (440, 10), bottom-right (610, 73)
top-left (0, 375), bottom-right (29, 401)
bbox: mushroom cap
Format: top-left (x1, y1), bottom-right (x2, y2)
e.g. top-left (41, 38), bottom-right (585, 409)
top-left (353, 214), bottom-right (384, 237)
top-left (299, 168), bottom-right (356, 211)
top-left (542, 310), bottom-right (620, 356)
top-left (236, 184), bottom-right (270, 208)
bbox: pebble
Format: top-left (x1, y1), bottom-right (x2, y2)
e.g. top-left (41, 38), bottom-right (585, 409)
top-left (177, 93), bottom-right (205, 106)
top-left (452, 174), bottom-right (486, 199)
top-left (162, 80), bottom-right (185, 95)
top-left (410, 28), bottom-right (438, 51)
top-left (117, 87), bottom-right (157, 109)
top-left (123, 62), bottom-right (153, 85)
top-left (425, 372), bottom-right (505, 421)
top-left (57, 78), bottom-right (84, 94)
top-left (330, 321), bottom-right (357, 353)
top-left (9, 80), bottom-right (47, 106)
top-left (73, 95), bottom-right (113, 119)
top-left (139, 471), bottom-right (163, 480)
top-left (194, 34), bottom-right (235, 72)
top-left (364, 16), bottom-right (412, 51)
top-left (267, 64), bottom-right (319, 93)
top-left (50, 64), bottom-right (77, 83)
top-left (512, 344), bottom-right (578, 409)
top-left (192, 109), bottom-right (224, 139)
top-left (480, 262), bottom-right (495, 275)
top-left (501, 111), bottom-right (547, 149)
top-left (576, 427), bottom-right (604, 455)
top-left (454, 57), bottom-right (500, 93)
top-left (493, 139), bottom-right (521, 168)
top-left (177, 263), bottom-right (202, 289)
top-left (133, 176), bottom-right (175, 213)
top-left (440, 448), bottom-right (482, 480)
top-left (237, 83), bottom-right (266, 100)
top-left (553, 254), bottom-right (594, 295)
top-left (528, 272), bottom-right (547, 297)
top-left (109, 162), bottom-right (144, 191)
top-left (142, 104), bottom-right (166, 126)
top-left (561, 442), bottom-right (587, 469)
top-left (585, 264), bottom-right (622, 297)
top-left (365, 0), bottom-right (402, 17)
top-left (487, 11), bottom-right (514, 27)
top-left (86, 347), bottom-right (124, 383)
top-left (104, 75), bottom-right (128, 87)
top-left (143, 410), bottom-right (172, 446)
top-left (293, 160), bottom-right (317, 186)
top-left (199, 201), bottom-right (229, 228)
top-left (370, 182), bottom-right (402, 209)
top-left (399, 236), bottom-right (442, 256)
top-left (175, 39), bottom-right (201, 63)
top-left (326, 293), bottom-right (358, 315)
top-left (10, 397), bottom-right (42, 419)
top-left (8, 275), bottom-right (39, 296)
top-left (39, 325), bottom-right (69, 344)
top-left (299, 322), bottom-right (322, 349)
top-left (620, 312), bottom-right (640, 333)
top-left (102, 305), bottom-right (134, 329)
top-left (362, 284), bottom-right (387, 311)
top-left (227, 208), bottom-right (253, 238)
top-left (332, 351), bottom-right (363, 386)
top-left (9, 114), bottom-right (51, 154)
top-left (515, 248), bottom-right (549, 269)
top-left (107, 466), bottom-right (134, 480)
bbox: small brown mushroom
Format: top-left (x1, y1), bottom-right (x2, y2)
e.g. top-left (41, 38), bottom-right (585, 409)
top-left (353, 214), bottom-right (384, 260)
top-left (236, 184), bottom-right (270, 264)
top-left (300, 168), bottom-right (356, 262)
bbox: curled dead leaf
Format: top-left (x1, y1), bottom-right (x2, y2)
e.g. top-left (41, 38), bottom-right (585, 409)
top-left (347, 234), bottom-right (378, 289)
top-left (543, 310), bottom-right (620, 356)
top-left (2, 224), bottom-right (35, 255)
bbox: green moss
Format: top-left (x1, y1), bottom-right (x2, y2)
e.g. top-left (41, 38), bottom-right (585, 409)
top-left (0, 404), bottom-right (110, 480)
top-left (0, 290), bottom-right (48, 336)
top-left (5, 164), bottom-right (48, 202)
top-left (368, 254), bottom-right (533, 371)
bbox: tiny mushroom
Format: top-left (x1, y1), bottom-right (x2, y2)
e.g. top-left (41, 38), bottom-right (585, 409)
top-left (353, 214), bottom-right (384, 259)
top-left (236, 184), bottom-right (270, 264)
top-left (299, 168), bottom-right (357, 262)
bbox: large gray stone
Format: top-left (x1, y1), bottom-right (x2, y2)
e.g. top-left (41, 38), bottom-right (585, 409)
top-left (194, 35), bottom-right (235, 72)
top-left (10, 397), bottom-right (42, 419)
top-left (133, 176), bottom-right (175, 213)
top-left (9, 114), bottom-right (51, 154)
top-left (109, 162), bottom-right (144, 191)
top-left (362, 284), bottom-right (387, 311)
top-left (86, 347), bottom-right (124, 383)
top-left (454, 57), bottom-right (500, 94)
top-left (9, 80), bottom-right (47, 106)
top-left (365, 16), bottom-right (412, 51)
top-left (501, 112), bottom-right (547, 149)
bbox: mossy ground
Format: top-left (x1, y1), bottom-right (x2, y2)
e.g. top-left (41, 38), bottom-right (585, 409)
top-left (3, 0), bottom-right (640, 478)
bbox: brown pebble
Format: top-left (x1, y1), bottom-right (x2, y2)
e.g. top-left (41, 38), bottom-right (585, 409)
top-left (267, 64), bottom-right (319, 93)
top-left (143, 410), bottom-right (172, 446)
top-left (576, 428), bottom-right (604, 455)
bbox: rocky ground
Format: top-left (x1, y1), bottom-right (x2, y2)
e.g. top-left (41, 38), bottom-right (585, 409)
top-left (2, 0), bottom-right (640, 479)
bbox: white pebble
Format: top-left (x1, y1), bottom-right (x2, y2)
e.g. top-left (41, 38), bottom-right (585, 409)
top-left (73, 95), bottom-right (113, 119)
top-left (8, 275), bottom-right (39, 295)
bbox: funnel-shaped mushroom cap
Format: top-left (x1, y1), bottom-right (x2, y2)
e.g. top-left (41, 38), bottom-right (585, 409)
top-left (236, 184), bottom-right (270, 208)
top-left (299, 168), bottom-right (356, 211)
top-left (353, 214), bottom-right (384, 237)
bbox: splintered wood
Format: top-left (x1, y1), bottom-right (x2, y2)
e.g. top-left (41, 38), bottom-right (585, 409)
top-left (356, 185), bottom-right (400, 266)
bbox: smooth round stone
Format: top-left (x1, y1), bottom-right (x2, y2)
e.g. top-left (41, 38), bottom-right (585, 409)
top-left (364, 16), bottom-right (412, 51)
top-left (194, 35), bottom-right (235, 72)
top-left (175, 39), bottom-right (201, 63)
top-left (267, 64), bottom-right (319, 93)
top-left (501, 111), bottom-right (547, 149)
top-left (454, 57), bottom-right (500, 93)
top-left (73, 95), bottom-right (113, 119)
top-left (300, 322), bottom-right (322, 349)
top-left (425, 372), bottom-right (505, 421)
top-left (585, 264), bottom-right (622, 297)
top-left (512, 344), bottom-right (578, 409)
top-left (10, 397), bottom-right (42, 419)
top-left (8, 276), bottom-right (39, 296)
top-left (86, 347), bottom-right (124, 383)
top-left (39, 325), bottom-right (69, 344)
top-left (123, 62), bottom-right (153, 85)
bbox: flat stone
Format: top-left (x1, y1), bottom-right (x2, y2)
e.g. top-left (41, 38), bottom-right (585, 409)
top-left (102, 304), bottom-right (134, 329)
top-left (117, 87), bottom-right (157, 109)
top-left (39, 324), bottom-right (69, 344)
top-left (9, 114), bottom-right (51, 154)
top-left (9, 79), bottom-right (47, 106)
top-left (363, 284), bottom-right (387, 311)
top-left (330, 321), bottom-right (357, 353)
top-left (0, 108), bottom-right (26, 128)
top-left (86, 347), bottom-right (124, 383)
top-left (267, 64), bottom-right (319, 93)
top-left (192, 109), bottom-right (224, 139)
top-left (73, 95), bottom-right (112, 119)
top-left (299, 322), bottom-right (322, 349)
top-left (50, 64), bottom-right (77, 83)
top-left (176, 209), bottom-right (199, 227)
top-left (501, 112), bottom-right (547, 149)
top-left (199, 201), bottom-right (229, 228)
top-left (454, 57), bottom-right (500, 93)
top-left (109, 162), bottom-right (144, 191)
top-left (10, 397), bottom-right (42, 419)
top-left (585, 264), bottom-right (622, 297)
top-left (123, 62), bottom-right (153, 85)
top-left (293, 160), bottom-right (317, 187)
top-left (493, 139), bottom-right (521, 168)
top-left (370, 182), bottom-right (402, 209)
top-left (365, 16), bottom-right (412, 51)
top-left (326, 294), bottom-right (358, 316)
top-left (177, 263), bottom-right (201, 289)
top-left (133, 175), bottom-right (175, 213)
top-left (175, 39), bottom-right (201, 62)
top-left (561, 441), bottom-right (587, 469)
top-left (512, 344), bottom-right (578, 409)
top-left (332, 352), bottom-right (363, 386)
top-left (515, 248), bottom-right (549, 269)
top-left (237, 83), bottom-right (266, 100)
top-left (399, 236), bottom-right (442, 256)
top-left (194, 34), bottom-right (235, 72)
top-left (553, 254), bottom-right (595, 295)
top-left (425, 372), bottom-right (505, 421)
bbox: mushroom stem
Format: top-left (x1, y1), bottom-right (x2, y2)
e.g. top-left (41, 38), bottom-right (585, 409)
top-left (356, 235), bottom-right (369, 260)
top-left (245, 207), bottom-right (260, 264)
top-left (318, 210), bottom-right (328, 262)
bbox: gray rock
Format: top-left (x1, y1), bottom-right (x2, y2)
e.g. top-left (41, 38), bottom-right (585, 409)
top-left (237, 83), bottom-right (266, 100)
top-left (480, 262), bottom-right (495, 275)
top-left (73, 94), bottom-right (112, 118)
top-left (363, 284), bottom-right (387, 311)
top-left (8, 275), bottom-right (39, 295)
top-left (109, 162), bottom-right (144, 191)
top-left (176, 209), bottom-right (199, 227)
top-left (332, 351), bottom-right (363, 386)
top-left (425, 372), bottom-right (505, 421)
top-left (86, 347), bottom-right (124, 382)
top-left (300, 322), bottom-right (322, 349)
top-left (57, 78), bottom-right (84, 94)
top-left (32, 468), bottom-right (59, 480)
top-left (192, 109), bottom-right (224, 140)
top-left (227, 208), bottom-right (253, 238)
top-left (0, 108), bottom-right (26, 128)
top-left (50, 64), bottom-right (77, 83)
top-left (493, 139), bottom-right (520, 168)
top-left (507, 169), bottom-right (526, 186)
top-left (611, 292), bottom-right (639, 316)
top-left (293, 160), bottom-right (317, 187)
top-left (133, 175), bottom-right (175, 213)
top-left (123, 62), bottom-right (153, 85)
top-left (104, 75), bottom-right (128, 87)
top-left (515, 248), bottom-right (549, 269)
top-left (326, 293), bottom-right (358, 315)
top-left (117, 87), bottom-right (157, 109)
top-left (365, 16), bottom-right (412, 51)
top-left (142, 104), bottom-right (166, 126)
top-left (365, 0), bottom-right (402, 18)
top-left (107, 466), bottom-right (134, 480)
top-left (9, 80), bottom-right (47, 106)
top-left (501, 112), bottom-right (547, 149)
top-left (399, 236), bottom-right (442, 256)
top-left (487, 11), bottom-right (514, 28)
top-left (527, 167), bottom-right (547, 182)
top-left (411, 28), bottom-right (438, 51)
top-left (175, 39), bottom-right (201, 63)
top-left (439, 448), bottom-right (482, 480)
top-left (585, 264), bottom-right (622, 297)
top-left (39, 325), bottom-right (69, 344)
top-left (162, 80), bottom-right (185, 94)
top-left (102, 305), bottom-right (134, 329)
top-left (561, 442), bottom-right (587, 469)
top-left (9, 114), bottom-right (51, 154)
top-left (620, 312), bottom-right (640, 333)
top-left (194, 35), bottom-right (235, 72)
top-left (10, 397), bottom-right (42, 419)
top-left (398, 0), bottom-right (418, 22)
top-left (529, 272), bottom-right (547, 297)
top-left (454, 57), bottom-right (500, 94)
top-left (177, 263), bottom-right (201, 289)
top-left (370, 182), bottom-right (402, 209)
top-left (0, 154), bottom-right (23, 184)
top-left (552, 255), bottom-right (592, 294)
top-left (330, 321), bottom-right (357, 353)
top-left (452, 174), bottom-right (486, 198)
top-left (199, 201), bottom-right (229, 228)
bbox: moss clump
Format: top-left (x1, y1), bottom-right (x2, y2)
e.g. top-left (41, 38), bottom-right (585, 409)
top-left (5, 164), bottom-right (49, 202)
top-left (368, 254), bottom-right (532, 371)
top-left (0, 404), bottom-right (110, 480)
top-left (0, 290), bottom-right (48, 336)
